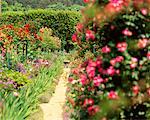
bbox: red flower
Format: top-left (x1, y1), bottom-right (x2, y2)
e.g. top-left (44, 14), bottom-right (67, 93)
top-left (68, 77), bottom-right (73, 83)
top-left (122, 29), bottom-right (132, 36)
top-left (72, 33), bottom-right (77, 42)
top-left (86, 30), bottom-right (95, 41)
top-left (108, 91), bottom-right (118, 99)
top-left (132, 85), bottom-right (139, 95)
top-left (116, 42), bottom-right (127, 52)
top-left (87, 105), bottom-right (99, 116)
top-left (147, 52), bottom-right (150, 60)
top-left (101, 45), bottom-right (111, 53)
top-left (137, 38), bottom-right (148, 48)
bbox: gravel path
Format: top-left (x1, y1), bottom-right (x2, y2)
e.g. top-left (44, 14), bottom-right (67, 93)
top-left (40, 68), bottom-right (70, 120)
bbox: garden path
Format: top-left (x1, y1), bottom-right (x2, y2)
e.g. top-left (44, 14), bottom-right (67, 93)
top-left (40, 67), bottom-right (70, 120)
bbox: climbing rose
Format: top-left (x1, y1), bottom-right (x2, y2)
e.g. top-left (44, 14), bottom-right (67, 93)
top-left (147, 52), bottom-right (150, 60)
top-left (101, 45), bottom-right (111, 53)
top-left (132, 85), bottom-right (139, 95)
top-left (116, 42), bottom-right (127, 52)
top-left (72, 33), bottom-right (77, 42)
top-left (140, 8), bottom-right (148, 15)
top-left (108, 91), bottom-right (118, 99)
top-left (86, 30), bottom-right (95, 41)
top-left (130, 57), bottom-right (138, 69)
top-left (137, 38), bottom-right (148, 48)
top-left (115, 56), bottom-right (124, 62)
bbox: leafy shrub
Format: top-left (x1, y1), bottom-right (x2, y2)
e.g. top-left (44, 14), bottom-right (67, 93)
top-left (66, 0), bottom-right (150, 119)
top-left (38, 27), bottom-right (61, 51)
top-left (0, 9), bottom-right (81, 51)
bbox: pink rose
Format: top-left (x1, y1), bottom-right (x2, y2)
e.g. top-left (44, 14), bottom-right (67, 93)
top-left (137, 38), bottom-right (148, 49)
top-left (108, 91), bottom-right (118, 99)
top-left (101, 45), bottom-right (111, 53)
top-left (86, 30), bottom-right (95, 41)
top-left (110, 58), bottom-right (117, 66)
top-left (140, 8), bottom-right (148, 15)
top-left (72, 33), bottom-right (77, 42)
top-left (106, 66), bottom-right (116, 76)
top-left (132, 85), bottom-right (139, 95)
top-left (116, 42), bottom-right (127, 52)
top-left (93, 75), bottom-right (104, 86)
top-left (130, 57), bottom-right (138, 69)
top-left (122, 29), bottom-right (132, 36)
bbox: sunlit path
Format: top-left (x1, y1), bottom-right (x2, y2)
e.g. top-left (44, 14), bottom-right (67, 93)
top-left (40, 68), bottom-right (70, 120)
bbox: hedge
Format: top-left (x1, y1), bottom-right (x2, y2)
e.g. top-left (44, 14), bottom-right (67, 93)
top-left (0, 9), bottom-right (81, 50)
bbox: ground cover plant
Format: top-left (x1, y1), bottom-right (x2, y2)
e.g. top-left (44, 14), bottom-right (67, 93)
top-left (66, 0), bottom-right (150, 119)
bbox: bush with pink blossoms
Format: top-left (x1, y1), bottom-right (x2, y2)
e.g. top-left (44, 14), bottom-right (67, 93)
top-left (66, 0), bottom-right (150, 119)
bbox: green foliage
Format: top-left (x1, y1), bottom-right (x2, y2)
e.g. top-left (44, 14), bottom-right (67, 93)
top-left (0, 9), bottom-right (81, 50)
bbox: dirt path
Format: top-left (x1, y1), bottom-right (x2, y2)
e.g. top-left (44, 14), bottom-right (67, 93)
top-left (40, 68), bottom-right (70, 120)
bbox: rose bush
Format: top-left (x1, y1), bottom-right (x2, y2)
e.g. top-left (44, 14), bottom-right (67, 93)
top-left (66, 0), bottom-right (150, 119)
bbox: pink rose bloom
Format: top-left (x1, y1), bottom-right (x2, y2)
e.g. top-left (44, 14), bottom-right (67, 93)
top-left (86, 66), bottom-right (95, 74)
top-left (116, 69), bottom-right (120, 75)
top-left (88, 60), bottom-right (97, 67)
top-left (115, 56), bottom-right (124, 62)
top-left (101, 45), bottom-right (111, 53)
top-left (80, 74), bottom-right (87, 85)
top-left (130, 57), bottom-right (138, 69)
top-left (88, 70), bottom-right (95, 78)
top-left (110, 58), bottom-right (117, 66)
top-left (147, 52), bottom-right (150, 60)
top-left (132, 85), bottom-right (139, 95)
top-left (140, 8), bottom-right (148, 15)
top-left (93, 75), bottom-right (104, 86)
top-left (108, 91), bottom-right (118, 99)
top-left (106, 66), bottom-right (116, 76)
top-left (122, 29), bottom-right (132, 36)
top-left (137, 38), bottom-right (148, 48)
top-left (72, 33), bottom-right (77, 42)
top-left (116, 42), bottom-right (127, 52)
top-left (86, 30), bottom-right (95, 41)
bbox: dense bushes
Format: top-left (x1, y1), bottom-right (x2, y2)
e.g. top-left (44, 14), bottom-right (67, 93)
top-left (66, 0), bottom-right (150, 119)
top-left (0, 9), bottom-right (81, 50)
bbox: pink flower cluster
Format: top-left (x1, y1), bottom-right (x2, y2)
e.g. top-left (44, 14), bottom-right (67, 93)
top-left (108, 90), bottom-right (118, 99)
top-left (110, 56), bottom-right (124, 66)
top-left (122, 29), bottom-right (132, 36)
top-left (116, 42), bottom-right (127, 52)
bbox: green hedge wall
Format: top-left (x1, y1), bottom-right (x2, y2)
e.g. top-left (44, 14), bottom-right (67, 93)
top-left (0, 9), bottom-right (81, 50)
